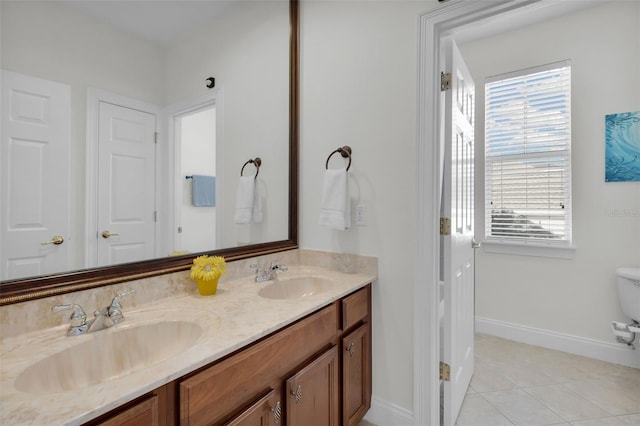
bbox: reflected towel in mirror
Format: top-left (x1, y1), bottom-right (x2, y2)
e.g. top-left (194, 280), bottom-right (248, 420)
top-left (235, 176), bottom-right (255, 224)
top-left (192, 175), bottom-right (216, 207)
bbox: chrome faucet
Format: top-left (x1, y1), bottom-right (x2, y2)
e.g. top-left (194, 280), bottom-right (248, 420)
top-left (52, 289), bottom-right (135, 336)
top-left (251, 259), bottom-right (288, 282)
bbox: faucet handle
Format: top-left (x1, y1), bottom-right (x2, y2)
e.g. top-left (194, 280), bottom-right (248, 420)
top-left (108, 289), bottom-right (135, 324)
top-left (52, 303), bottom-right (87, 327)
top-left (52, 304), bottom-right (89, 335)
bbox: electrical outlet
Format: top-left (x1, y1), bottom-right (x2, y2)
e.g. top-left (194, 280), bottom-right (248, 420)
top-left (355, 203), bottom-right (366, 226)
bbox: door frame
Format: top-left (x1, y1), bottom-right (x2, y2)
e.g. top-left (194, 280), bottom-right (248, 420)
top-left (414, 1), bottom-right (549, 424)
top-left (85, 89), bottom-right (161, 268)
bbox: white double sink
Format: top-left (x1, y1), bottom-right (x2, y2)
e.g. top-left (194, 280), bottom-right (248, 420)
top-left (12, 276), bottom-right (337, 395)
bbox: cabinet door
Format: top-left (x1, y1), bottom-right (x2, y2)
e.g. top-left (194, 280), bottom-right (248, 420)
top-left (224, 389), bottom-right (282, 426)
top-left (286, 346), bottom-right (339, 426)
top-left (93, 394), bottom-right (159, 426)
top-left (342, 323), bottom-right (371, 426)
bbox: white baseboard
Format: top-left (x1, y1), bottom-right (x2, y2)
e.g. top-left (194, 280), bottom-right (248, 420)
top-left (363, 395), bottom-right (413, 426)
top-left (476, 316), bottom-right (640, 369)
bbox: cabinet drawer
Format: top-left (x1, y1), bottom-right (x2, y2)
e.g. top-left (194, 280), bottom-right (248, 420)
top-left (92, 394), bottom-right (158, 426)
top-left (341, 285), bottom-right (370, 331)
top-left (180, 304), bottom-right (338, 426)
top-left (224, 388), bottom-right (281, 426)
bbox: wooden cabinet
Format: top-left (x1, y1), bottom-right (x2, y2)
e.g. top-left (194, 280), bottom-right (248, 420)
top-left (340, 285), bottom-right (372, 426)
top-left (286, 346), bottom-right (339, 426)
top-left (84, 384), bottom-right (175, 426)
top-left (224, 389), bottom-right (282, 426)
top-left (342, 324), bottom-right (371, 426)
top-left (179, 303), bottom-right (338, 425)
top-left (85, 284), bottom-right (371, 426)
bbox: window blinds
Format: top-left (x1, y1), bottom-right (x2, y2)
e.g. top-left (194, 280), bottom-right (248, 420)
top-left (484, 61), bottom-right (571, 243)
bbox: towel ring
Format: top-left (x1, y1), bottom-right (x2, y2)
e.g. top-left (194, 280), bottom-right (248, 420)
top-left (241, 157), bottom-right (261, 178)
top-left (325, 146), bottom-right (352, 171)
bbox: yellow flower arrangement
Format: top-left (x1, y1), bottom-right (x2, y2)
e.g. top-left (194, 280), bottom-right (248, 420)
top-left (190, 255), bottom-right (226, 282)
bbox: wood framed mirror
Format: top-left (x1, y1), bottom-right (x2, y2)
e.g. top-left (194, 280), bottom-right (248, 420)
top-left (0, 0), bottom-right (299, 305)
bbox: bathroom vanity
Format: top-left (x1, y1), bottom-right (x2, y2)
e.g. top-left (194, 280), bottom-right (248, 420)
top-left (87, 285), bottom-right (371, 426)
top-left (0, 260), bottom-right (375, 426)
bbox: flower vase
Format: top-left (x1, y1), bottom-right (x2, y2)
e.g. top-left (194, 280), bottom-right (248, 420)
top-left (196, 277), bottom-right (219, 296)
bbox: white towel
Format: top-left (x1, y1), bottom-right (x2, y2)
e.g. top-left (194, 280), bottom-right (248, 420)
top-left (252, 182), bottom-right (263, 223)
top-left (319, 169), bottom-right (350, 230)
top-left (234, 176), bottom-right (255, 224)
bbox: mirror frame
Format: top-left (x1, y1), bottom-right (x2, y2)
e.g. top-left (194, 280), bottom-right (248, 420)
top-left (0, 0), bottom-right (299, 306)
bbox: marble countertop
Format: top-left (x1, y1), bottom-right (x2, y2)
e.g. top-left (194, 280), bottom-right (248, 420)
top-left (0, 265), bottom-right (375, 426)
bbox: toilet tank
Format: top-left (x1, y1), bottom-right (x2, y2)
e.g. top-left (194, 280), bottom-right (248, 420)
top-left (616, 267), bottom-right (640, 323)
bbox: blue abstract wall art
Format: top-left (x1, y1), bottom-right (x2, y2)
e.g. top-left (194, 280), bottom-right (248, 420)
top-left (605, 110), bottom-right (640, 182)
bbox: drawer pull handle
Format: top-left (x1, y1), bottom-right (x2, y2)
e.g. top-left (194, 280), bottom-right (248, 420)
top-left (346, 342), bottom-right (355, 358)
top-left (291, 385), bottom-right (302, 404)
top-left (270, 401), bottom-right (282, 423)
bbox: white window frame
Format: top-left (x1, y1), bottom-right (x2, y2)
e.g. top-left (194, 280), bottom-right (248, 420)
top-left (482, 60), bottom-right (575, 259)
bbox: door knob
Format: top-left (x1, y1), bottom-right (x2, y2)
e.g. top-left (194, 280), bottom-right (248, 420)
top-left (101, 230), bottom-right (120, 239)
top-left (41, 235), bottom-right (64, 245)
top-left (471, 238), bottom-right (481, 249)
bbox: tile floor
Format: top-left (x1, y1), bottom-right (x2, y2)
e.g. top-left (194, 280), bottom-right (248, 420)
top-left (456, 334), bottom-right (640, 426)
top-left (359, 334), bottom-right (639, 426)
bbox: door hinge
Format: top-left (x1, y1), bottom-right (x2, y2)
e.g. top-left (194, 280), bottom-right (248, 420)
top-left (154, 211), bottom-right (157, 222)
top-left (154, 132), bottom-right (158, 144)
top-left (440, 362), bottom-right (451, 381)
top-left (178, 226), bottom-right (182, 234)
top-left (440, 217), bottom-right (451, 236)
top-left (441, 71), bottom-right (451, 91)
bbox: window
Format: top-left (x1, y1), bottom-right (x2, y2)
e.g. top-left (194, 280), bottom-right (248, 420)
top-left (484, 61), bottom-right (572, 248)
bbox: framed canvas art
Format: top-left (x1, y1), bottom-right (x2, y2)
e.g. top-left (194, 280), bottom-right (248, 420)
top-left (606, 110), bottom-right (640, 182)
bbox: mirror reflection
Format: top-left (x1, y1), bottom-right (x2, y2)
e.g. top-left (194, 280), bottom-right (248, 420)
top-left (1, 0), bottom-right (290, 281)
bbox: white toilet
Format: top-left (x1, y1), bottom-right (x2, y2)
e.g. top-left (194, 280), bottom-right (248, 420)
top-left (612, 267), bottom-right (640, 347)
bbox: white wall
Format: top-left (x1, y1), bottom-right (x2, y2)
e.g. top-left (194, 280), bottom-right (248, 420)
top-left (164, 1), bottom-right (290, 248)
top-left (300, 0), bottom-right (640, 417)
top-left (300, 0), bottom-right (437, 415)
top-left (460, 1), bottom-right (640, 349)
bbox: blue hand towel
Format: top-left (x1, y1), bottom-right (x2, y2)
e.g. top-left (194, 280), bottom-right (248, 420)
top-left (192, 175), bottom-right (216, 207)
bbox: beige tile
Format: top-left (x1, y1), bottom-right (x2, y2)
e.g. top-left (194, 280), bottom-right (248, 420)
top-left (571, 417), bottom-right (627, 426)
top-left (564, 378), bottom-right (640, 415)
top-left (498, 360), bottom-right (558, 388)
top-left (455, 394), bottom-right (513, 426)
top-left (470, 361), bottom-right (519, 392)
top-left (470, 334), bottom-right (638, 426)
top-left (482, 389), bottom-right (565, 426)
top-left (523, 384), bottom-right (612, 421)
top-left (617, 413), bottom-right (640, 425)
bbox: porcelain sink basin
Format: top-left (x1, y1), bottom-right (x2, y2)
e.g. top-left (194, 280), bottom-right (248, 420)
top-left (15, 320), bottom-right (203, 395)
top-left (258, 276), bottom-right (336, 299)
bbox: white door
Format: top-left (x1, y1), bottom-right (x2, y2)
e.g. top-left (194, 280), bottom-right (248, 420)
top-left (440, 38), bottom-right (476, 426)
top-left (97, 101), bottom-right (156, 266)
top-left (0, 71), bottom-right (70, 280)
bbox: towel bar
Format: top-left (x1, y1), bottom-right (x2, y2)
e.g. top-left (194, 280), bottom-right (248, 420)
top-left (241, 157), bottom-right (262, 178)
top-left (325, 146), bottom-right (352, 171)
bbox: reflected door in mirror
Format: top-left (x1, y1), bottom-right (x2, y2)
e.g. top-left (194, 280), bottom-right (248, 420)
top-left (97, 102), bottom-right (157, 266)
top-left (1, 71), bottom-right (71, 280)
